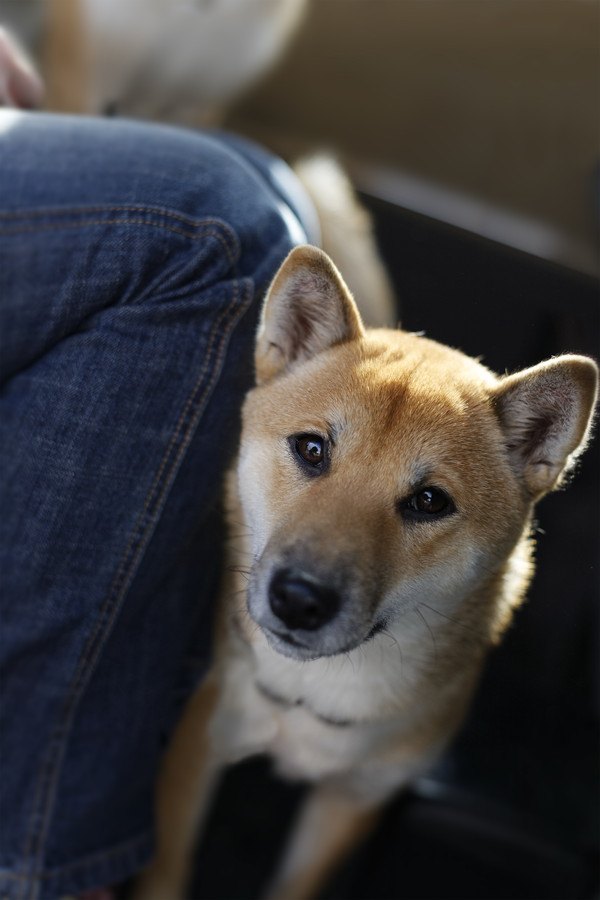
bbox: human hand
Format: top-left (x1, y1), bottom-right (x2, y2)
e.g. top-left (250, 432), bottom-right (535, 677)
top-left (0, 26), bottom-right (44, 108)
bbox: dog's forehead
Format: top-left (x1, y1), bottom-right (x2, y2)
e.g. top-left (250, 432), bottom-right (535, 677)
top-left (354, 332), bottom-right (494, 407)
top-left (336, 335), bottom-right (498, 461)
top-left (259, 330), bottom-right (497, 428)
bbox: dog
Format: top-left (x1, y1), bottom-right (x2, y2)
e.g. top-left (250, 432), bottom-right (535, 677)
top-left (133, 244), bottom-right (598, 900)
top-left (35, 0), bottom-right (308, 123)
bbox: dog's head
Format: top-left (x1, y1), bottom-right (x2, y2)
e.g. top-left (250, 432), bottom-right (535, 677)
top-left (237, 246), bottom-right (597, 661)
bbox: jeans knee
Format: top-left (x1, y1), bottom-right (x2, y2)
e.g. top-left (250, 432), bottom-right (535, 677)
top-left (0, 113), bottom-right (312, 386)
top-left (157, 128), bottom-right (310, 284)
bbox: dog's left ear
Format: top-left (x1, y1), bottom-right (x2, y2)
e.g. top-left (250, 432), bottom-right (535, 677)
top-left (255, 245), bottom-right (364, 384)
top-left (492, 355), bottom-right (598, 499)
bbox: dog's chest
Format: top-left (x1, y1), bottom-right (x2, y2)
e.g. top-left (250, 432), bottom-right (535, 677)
top-left (210, 632), bottom-right (419, 783)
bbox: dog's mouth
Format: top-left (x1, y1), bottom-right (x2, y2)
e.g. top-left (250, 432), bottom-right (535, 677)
top-left (363, 618), bottom-right (387, 642)
top-left (262, 617), bottom-right (388, 661)
top-left (262, 626), bottom-right (320, 660)
top-left (269, 628), bottom-right (307, 649)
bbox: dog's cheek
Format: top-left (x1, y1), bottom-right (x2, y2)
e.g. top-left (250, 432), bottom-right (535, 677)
top-left (236, 439), bottom-right (279, 557)
top-left (236, 435), bottom-right (307, 556)
top-left (386, 525), bottom-right (484, 614)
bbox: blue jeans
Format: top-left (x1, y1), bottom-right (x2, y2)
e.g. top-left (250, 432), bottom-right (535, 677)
top-left (0, 112), bottom-right (315, 900)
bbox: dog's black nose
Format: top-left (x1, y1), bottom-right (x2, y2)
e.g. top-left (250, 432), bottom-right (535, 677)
top-left (268, 569), bottom-right (340, 631)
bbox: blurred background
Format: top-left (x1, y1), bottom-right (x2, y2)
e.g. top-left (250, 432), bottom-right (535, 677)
top-left (3, 0), bottom-right (599, 277)
top-left (1, 1), bottom-right (598, 898)
top-left (231, 0), bottom-right (600, 280)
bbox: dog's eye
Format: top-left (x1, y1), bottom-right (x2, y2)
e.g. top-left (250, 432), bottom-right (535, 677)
top-left (290, 434), bottom-right (328, 475)
top-left (399, 487), bottom-right (455, 520)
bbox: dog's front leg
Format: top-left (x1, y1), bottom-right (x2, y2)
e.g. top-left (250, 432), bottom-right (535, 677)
top-left (134, 674), bottom-right (222, 900)
top-left (264, 781), bottom-right (382, 900)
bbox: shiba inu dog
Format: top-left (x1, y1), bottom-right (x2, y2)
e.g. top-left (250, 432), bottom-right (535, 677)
top-left (39, 0), bottom-right (308, 123)
top-left (136, 245), bottom-right (598, 900)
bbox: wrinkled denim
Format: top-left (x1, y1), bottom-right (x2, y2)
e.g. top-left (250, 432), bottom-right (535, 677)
top-left (0, 111), bottom-right (314, 900)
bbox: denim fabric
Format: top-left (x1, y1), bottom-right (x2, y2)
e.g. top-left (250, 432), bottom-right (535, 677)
top-left (0, 112), bottom-right (312, 899)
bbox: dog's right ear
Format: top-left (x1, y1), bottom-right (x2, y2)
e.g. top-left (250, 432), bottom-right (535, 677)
top-left (255, 245), bottom-right (365, 384)
top-left (492, 355), bottom-right (598, 500)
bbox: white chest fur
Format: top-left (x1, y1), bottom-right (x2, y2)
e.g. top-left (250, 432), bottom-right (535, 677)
top-left (209, 622), bottom-right (450, 795)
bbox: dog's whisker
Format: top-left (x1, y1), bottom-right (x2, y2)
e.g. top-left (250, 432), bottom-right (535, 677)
top-left (414, 606), bottom-right (438, 664)
top-left (418, 602), bottom-right (488, 642)
top-left (381, 626), bottom-right (404, 680)
top-left (227, 519), bottom-right (253, 531)
top-left (345, 649), bottom-right (357, 675)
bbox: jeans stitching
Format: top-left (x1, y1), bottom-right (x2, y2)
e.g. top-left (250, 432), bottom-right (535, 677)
top-left (0, 206), bottom-right (236, 230)
top-left (1, 831), bottom-right (150, 882)
top-left (24, 285), bottom-right (244, 897)
top-left (17, 259), bottom-right (253, 899)
top-left (0, 220), bottom-right (238, 267)
top-left (14, 218), bottom-right (236, 897)
top-left (0, 220), bottom-right (237, 389)
top-left (20, 283), bottom-right (245, 899)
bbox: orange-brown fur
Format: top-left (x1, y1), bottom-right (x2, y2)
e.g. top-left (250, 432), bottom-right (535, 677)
top-left (43, 0), bottom-right (88, 113)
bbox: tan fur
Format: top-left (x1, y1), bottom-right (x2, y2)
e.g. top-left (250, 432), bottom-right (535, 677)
top-left (43, 0), bottom-right (88, 113)
top-left (292, 156), bottom-right (397, 328)
top-left (263, 784), bottom-right (380, 900)
top-left (135, 245), bottom-right (597, 900)
top-left (134, 677), bottom-right (221, 900)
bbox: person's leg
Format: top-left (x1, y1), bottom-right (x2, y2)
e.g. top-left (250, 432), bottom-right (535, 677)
top-left (0, 111), bottom-right (311, 900)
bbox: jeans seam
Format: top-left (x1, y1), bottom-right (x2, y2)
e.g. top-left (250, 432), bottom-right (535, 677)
top-left (1, 831), bottom-right (150, 882)
top-left (0, 204), bottom-right (241, 235)
top-left (0, 219), bottom-right (239, 266)
top-left (17, 264), bottom-right (254, 899)
top-left (0, 219), bottom-right (240, 388)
